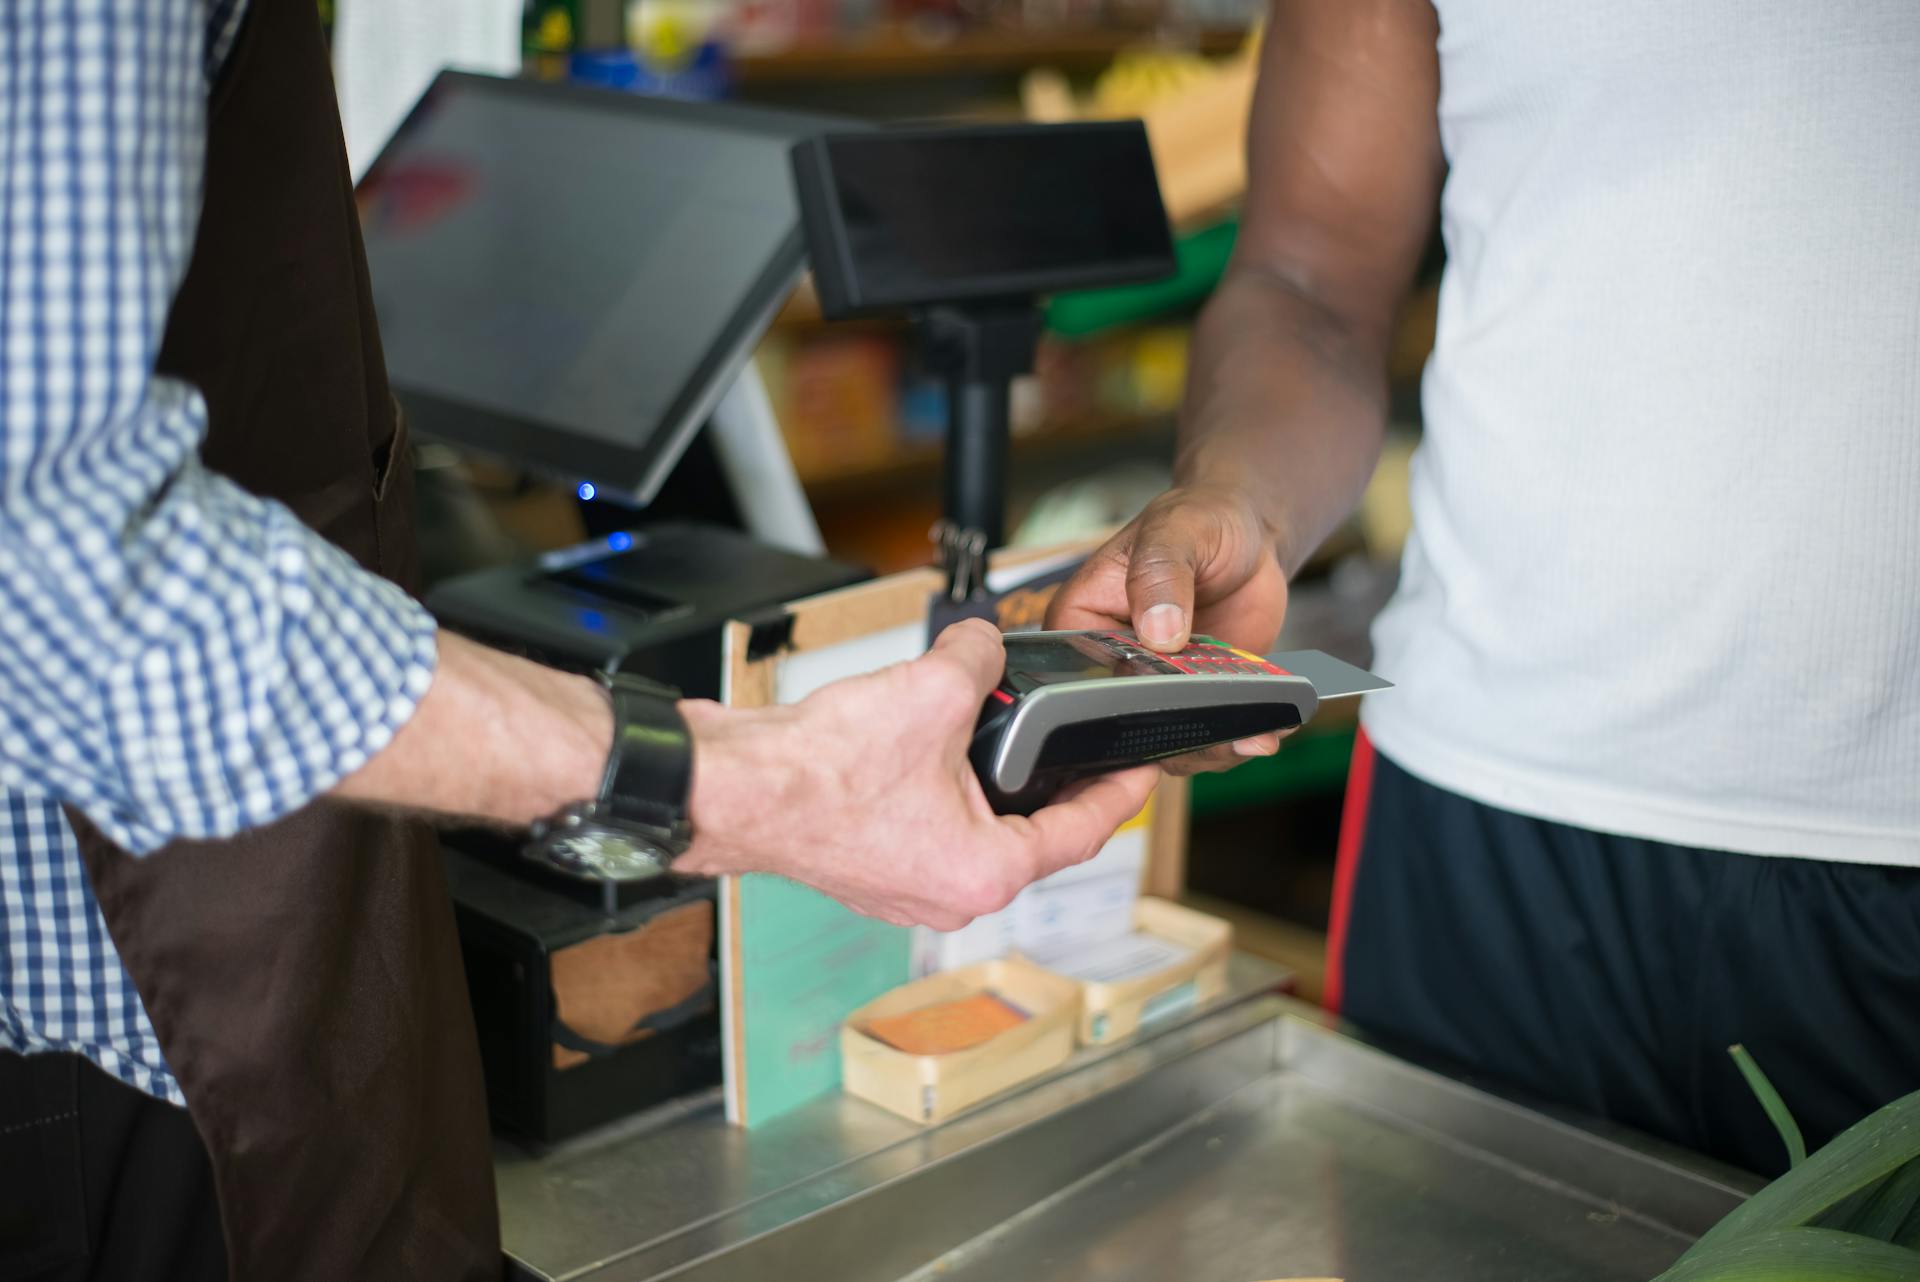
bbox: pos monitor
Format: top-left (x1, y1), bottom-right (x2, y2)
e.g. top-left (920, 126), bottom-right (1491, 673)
top-left (791, 121), bottom-right (1176, 318)
top-left (358, 72), bottom-right (838, 508)
top-left (361, 75), bottom-right (866, 687)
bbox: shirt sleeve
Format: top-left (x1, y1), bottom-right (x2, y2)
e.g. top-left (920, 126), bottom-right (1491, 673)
top-left (0, 0), bottom-right (440, 854)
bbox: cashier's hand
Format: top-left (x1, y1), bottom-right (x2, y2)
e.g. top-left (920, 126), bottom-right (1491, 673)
top-left (1046, 484), bottom-right (1291, 773)
top-left (675, 619), bottom-right (1157, 930)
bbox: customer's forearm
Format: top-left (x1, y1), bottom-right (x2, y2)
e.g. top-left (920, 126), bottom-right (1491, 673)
top-left (1175, 270), bottom-right (1392, 576)
top-left (331, 631), bottom-right (611, 827)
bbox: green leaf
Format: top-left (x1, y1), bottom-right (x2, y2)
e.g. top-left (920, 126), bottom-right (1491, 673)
top-left (1681, 1087), bottom-right (1920, 1261)
top-left (1818, 1182), bottom-right (1883, 1233)
top-left (1729, 1043), bottom-right (1807, 1169)
top-left (1655, 1227), bottom-right (1920, 1282)
top-left (1892, 1166), bottom-right (1920, 1249)
top-left (1843, 1157), bottom-right (1920, 1242)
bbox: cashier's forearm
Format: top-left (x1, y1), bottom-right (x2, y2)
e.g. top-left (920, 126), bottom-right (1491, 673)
top-left (331, 630), bottom-right (612, 826)
top-left (1174, 270), bottom-right (1390, 576)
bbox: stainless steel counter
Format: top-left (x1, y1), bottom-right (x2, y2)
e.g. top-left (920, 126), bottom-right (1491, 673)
top-left (497, 956), bottom-right (1758, 1282)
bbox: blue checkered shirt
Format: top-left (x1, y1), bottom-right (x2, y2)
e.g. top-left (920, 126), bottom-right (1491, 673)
top-left (1, 0), bottom-right (440, 1104)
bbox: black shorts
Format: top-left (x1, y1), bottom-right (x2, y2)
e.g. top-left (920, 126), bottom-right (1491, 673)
top-left (1327, 732), bottom-right (1920, 1178)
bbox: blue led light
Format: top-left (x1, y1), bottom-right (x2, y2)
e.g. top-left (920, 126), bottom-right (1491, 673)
top-left (607, 531), bottom-right (633, 552)
top-left (577, 481), bottom-right (597, 501)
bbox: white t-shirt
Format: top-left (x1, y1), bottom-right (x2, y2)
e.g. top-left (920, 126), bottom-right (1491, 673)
top-left (1363, 1), bottom-right (1920, 866)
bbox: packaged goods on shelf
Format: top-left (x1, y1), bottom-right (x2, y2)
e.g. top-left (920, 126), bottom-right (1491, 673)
top-left (758, 334), bottom-right (903, 481)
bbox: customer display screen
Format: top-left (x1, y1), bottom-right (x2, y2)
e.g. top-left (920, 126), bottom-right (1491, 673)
top-left (358, 74), bottom-right (834, 501)
top-left (797, 123), bottom-right (1176, 315)
top-left (1002, 634), bottom-right (1162, 686)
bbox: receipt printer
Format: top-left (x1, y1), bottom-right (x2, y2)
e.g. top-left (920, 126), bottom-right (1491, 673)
top-left (427, 521), bottom-right (864, 694)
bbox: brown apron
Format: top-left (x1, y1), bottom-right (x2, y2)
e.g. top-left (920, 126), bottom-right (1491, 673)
top-left (64, 1), bottom-right (500, 1277)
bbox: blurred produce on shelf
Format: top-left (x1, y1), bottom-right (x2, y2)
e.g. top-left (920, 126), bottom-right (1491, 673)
top-left (1023, 28), bottom-right (1258, 227)
top-left (1011, 463), bottom-right (1169, 547)
top-left (755, 333), bottom-right (904, 484)
top-left (1087, 44), bottom-right (1224, 113)
top-left (525, 0), bottom-right (737, 95)
top-left (522, 0), bottom-right (1262, 77)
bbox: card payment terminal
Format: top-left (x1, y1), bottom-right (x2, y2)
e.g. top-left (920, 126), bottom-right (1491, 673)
top-left (970, 631), bottom-right (1390, 815)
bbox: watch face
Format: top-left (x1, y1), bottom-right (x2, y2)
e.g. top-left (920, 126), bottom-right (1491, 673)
top-left (530, 826), bottom-right (673, 883)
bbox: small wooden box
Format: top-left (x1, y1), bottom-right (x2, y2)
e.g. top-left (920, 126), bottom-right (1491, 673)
top-left (841, 959), bottom-right (1080, 1125)
top-left (1042, 897), bottom-right (1233, 1047)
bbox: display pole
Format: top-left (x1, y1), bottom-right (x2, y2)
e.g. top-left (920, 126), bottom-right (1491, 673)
top-left (918, 304), bottom-right (1046, 595)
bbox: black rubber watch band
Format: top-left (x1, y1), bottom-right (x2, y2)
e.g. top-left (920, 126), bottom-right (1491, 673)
top-left (596, 673), bottom-right (694, 844)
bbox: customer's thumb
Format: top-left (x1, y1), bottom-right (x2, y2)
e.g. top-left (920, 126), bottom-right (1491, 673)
top-left (1125, 509), bottom-right (1204, 652)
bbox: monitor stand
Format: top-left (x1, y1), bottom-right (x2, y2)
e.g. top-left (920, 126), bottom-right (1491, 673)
top-left (706, 363), bottom-right (824, 557)
top-left (918, 302), bottom-right (1046, 599)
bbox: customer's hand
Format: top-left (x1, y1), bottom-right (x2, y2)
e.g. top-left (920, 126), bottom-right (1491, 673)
top-left (1047, 484), bottom-right (1292, 772)
top-left (677, 619), bottom-right (1157, 930)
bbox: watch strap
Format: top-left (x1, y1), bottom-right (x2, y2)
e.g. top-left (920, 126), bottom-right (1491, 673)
top-left (597, 673), bottom-right (694, 846)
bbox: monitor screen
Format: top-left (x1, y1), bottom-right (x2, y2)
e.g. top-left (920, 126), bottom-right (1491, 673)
top-left (794, 123), bottom-right (1175, 316)
top-left (359, 74), bottom-right (841, 502)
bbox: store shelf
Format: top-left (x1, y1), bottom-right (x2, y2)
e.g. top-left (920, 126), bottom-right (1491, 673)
top-left (797, 410), bottom-right (1174, 501)
top-left (734, 25), bottom-right (1249, 85)
top-left (799, 440), bottom-right (942, 495)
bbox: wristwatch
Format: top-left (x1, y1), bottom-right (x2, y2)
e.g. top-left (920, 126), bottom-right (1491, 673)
top-left (524, 672), bottom-right (695, 882)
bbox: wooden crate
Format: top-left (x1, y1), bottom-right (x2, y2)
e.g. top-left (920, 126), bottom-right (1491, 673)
top-left (842, 959), bottom-right (1080, 1125)
top-left (1063, 897), bottom-right (1232, 1046)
